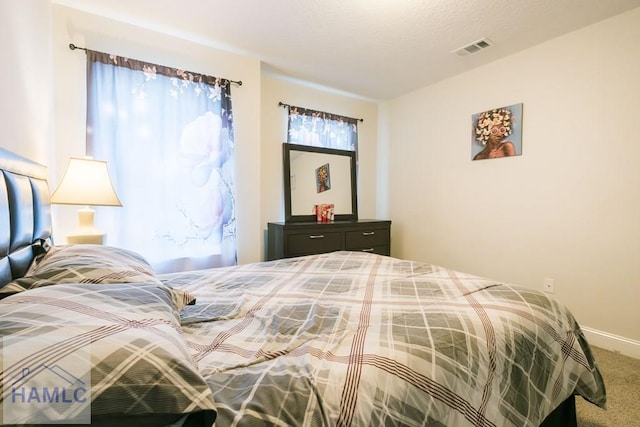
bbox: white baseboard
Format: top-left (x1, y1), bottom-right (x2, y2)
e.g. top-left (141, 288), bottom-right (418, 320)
top-left (582, 326), bottom-right (640, 360)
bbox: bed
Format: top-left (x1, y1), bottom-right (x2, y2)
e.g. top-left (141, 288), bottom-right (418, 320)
top-left (0, 147), bottom-right (606, 426)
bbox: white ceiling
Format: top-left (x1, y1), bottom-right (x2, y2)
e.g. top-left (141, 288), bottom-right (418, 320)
top-left (54, 0), bottom-right (640, 100)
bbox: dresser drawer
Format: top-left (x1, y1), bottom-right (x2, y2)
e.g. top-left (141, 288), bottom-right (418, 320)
top-left (345, 228), bottom-right (389, 250)
top-left (267, 220), bottom-right (391, 261)
top-left (287, 231), bottom-right (343, 256)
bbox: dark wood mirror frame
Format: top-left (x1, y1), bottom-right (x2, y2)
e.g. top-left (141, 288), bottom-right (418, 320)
top-left (283, 143), bottom-right (358, 223)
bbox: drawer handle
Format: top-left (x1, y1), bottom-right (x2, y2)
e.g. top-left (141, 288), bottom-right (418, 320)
top-left (362, 248), bottom-right (375, 252)
top-left (362, 231), bottom-right (375, 236)
top-left (309, 235), bottom-right (325, 239)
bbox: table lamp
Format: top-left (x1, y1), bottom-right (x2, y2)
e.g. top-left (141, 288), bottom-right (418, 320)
top-left (50, 157), bottom-right (122, 244)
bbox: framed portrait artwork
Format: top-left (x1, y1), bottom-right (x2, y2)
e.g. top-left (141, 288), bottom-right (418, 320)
top-left (471, 103), bottom-right (523, 161)
top-left (316, 163), bottom-right (331, 193)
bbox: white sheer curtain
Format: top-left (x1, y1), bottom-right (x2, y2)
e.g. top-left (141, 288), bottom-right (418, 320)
top-left (85, 50), bottom-right (237, 272)
top-left (286, 105), bottom-right (359, 152)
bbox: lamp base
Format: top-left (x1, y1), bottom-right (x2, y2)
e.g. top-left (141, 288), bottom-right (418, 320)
top-left (66, 207), bottom-right (106, 245)
top-left (66, 232), bottom-right (105, 245)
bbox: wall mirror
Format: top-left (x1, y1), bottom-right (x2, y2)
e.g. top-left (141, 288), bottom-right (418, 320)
top-left (283, 143), bottom-right (358, 222)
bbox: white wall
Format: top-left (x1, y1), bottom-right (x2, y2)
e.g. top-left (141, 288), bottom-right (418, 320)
top-left (0, 1), bottom-right (53, 165)
top-left (385, 8), bottom-right (640, 353)
top-left (51, 5), bottom-right (262, 264)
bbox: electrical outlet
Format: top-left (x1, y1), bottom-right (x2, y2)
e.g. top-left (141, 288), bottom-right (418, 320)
top-left (543, 278), bottom-right (555, 293)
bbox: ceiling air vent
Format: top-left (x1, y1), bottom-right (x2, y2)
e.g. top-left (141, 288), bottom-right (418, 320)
top-left (452, 38), bottom-right (492, 56)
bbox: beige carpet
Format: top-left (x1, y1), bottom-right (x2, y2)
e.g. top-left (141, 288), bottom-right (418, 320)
top-left (576, 346), bottom-right (640, 426)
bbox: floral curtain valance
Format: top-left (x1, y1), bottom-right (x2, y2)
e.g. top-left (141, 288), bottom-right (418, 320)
top-left (86, 50), bottom-right (233, 89)
top-left (285, 104), bottom-right (359, 152)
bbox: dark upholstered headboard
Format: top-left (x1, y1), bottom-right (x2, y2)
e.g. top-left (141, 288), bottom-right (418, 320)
top-left (0, 147), bottom-right (52, 290)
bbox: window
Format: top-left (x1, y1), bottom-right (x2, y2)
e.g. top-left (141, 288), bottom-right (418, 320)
top-left (285, 104), bottom-right (359, 152)
top-left (85, 50), bottom-right (237, 272)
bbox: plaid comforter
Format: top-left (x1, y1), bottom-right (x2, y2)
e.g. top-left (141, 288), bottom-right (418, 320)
top-left (160, 251), bottom-right (606, 427)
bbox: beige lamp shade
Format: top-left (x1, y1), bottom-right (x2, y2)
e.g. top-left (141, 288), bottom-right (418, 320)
top-left (51, 157), bottom-right (122, 244)
top-left (51, 157), bottom-right (122, 206)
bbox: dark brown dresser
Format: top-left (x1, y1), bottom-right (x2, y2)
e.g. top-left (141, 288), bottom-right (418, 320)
top-left (267, 219), bottom-right (391, 261)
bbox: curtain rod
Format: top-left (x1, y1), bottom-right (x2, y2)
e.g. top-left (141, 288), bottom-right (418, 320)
top-left (278, 102), bottom-right (363, 122)
top-left (68, 43), bottom-right (243, 86)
